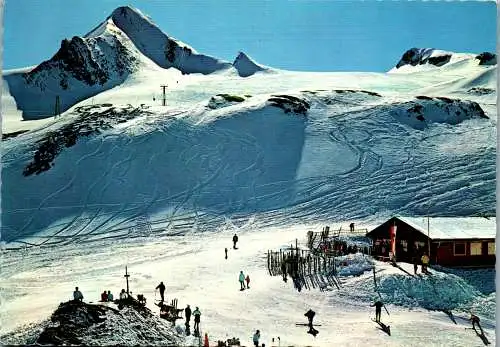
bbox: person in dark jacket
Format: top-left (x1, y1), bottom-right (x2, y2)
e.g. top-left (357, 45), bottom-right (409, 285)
top-left (193, 307), bottom-right (201, 332)
top-left (470, 313), bottom-right (483, 334)
top-left (156, 281), bottom-right (166, 302)
top-left (185, 304), bottom-right (192, 325)
top-left (233, 234), bottom-right (239, 249)
top-left (304, 309), bottom-right (315, 327)
top-left (371, 300), bottom-right (384, 322)
top-left (225, 248), bottom-right (228, 259)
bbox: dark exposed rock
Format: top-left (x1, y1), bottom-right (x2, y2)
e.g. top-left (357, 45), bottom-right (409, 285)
top-left (475, 52), bottom-right (497, 66)
top-left (467, 87), bottom-right (494, 95)
top-left (427, 55), bottom-right (451, 67)
top-left (415, 95), bottom-right (433, 100)
top-left (23, 105), bottom-right (152, 176)
top-left (268, 95), bottom-right (310, 115)
top-left (396, 48), bottom-right (451, 69)
top-left (395, 97), bottom-right (489, 128)
top-left (207, 94), bottom-right (246, 110)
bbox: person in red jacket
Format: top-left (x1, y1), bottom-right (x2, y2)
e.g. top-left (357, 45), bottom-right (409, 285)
top-left (245, 275), bottom-right (250, 289)
top-left (101, 290), bottom-right (108, 302)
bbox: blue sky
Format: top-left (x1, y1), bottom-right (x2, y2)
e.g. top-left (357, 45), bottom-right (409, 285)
top-left (3, 1), bottom-right (497, 72)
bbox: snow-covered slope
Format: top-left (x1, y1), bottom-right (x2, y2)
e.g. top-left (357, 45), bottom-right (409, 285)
top-left (233, 51), bottom-right (271, 77)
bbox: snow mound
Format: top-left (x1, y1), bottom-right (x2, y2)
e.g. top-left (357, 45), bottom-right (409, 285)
top-left (0, 300), bottom-right (184, 346)
top-left (233, 51), bottom-right (269, 77)
top-left (391, 96), bottom-right (488, 129)
top-left (335, 253), bottom-right (374, 277)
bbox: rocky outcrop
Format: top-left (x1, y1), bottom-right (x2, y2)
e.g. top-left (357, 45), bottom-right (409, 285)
top-left (475, 52), bottom-right (497, 66)
top-left (23, 104), bottom-right (152, 176)
top-left (268, 95), bottom-right (310, 115)
top-left (392, 97), bottom-right (488, 129)
top-left (396, 48), bottom-right (451, 69)
top-left (30, 300), bottom-right (184, 346)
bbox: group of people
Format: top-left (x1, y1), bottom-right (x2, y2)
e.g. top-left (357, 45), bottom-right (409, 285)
top-left (72, 287), bottom-right (130, 303)
top-left (239, 271), bottom-right (251, 290)
top-left (100, 290), bottom-right (114, 302)
top-left (412, 251), bottom-right (430, 274)
top-left (184, 304), bottom-right (202, 333)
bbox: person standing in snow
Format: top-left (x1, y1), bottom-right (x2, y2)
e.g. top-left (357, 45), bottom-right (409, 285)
top-left (239, 271), bottom-right (246, 290)
top-left (421, 253), bottom-right (430, 273)
top-left (470, 313), bottom-right (483, 334)
top-left (193, 307), bottom-right (201, 333)
top-left (156, 281), bottom-right (166, 302)
top-left (304, 309), bottom-right (316, 327)
top-left (371, 300), bottom-right (383, 322)
top-left (252, 330), bottom-right (261, 347)
top-left (119, 288), bottom-right (127, 300)
top-left (350, 222), bottom-right (355, 232)
top-left (412, 254), bottom-right (419, 274)
top-left (73, 287), bottom-right (84, 302)
top-left (225, 248), bottom-right (228, 260)
top-left (233, 234), bottom-right (239, 249)
top-left (107, 290), bottom-right (114, 302)
top-left (245, 274), bottom-right (250, 289)
top-left (185, 304), bottom-right (192, 325)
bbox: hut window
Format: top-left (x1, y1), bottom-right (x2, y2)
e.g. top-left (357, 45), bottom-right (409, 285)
top-left (470, 242), bottom-right (482, 256)
top-left (488, 242), bottom-right (495, 255)
top-left (454, 242), bottom-right (466, 256)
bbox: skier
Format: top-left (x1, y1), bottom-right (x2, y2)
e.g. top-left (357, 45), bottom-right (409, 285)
top-left (107, 290), bottom-right (114, 301)
top-left (193, 307), bottom-right (201, 333)
top-left (349, 222), bottom-right (355, 232)
top-left (239, 271), bottom-right (246, 290)
top-left (156, 281), bottom-right (166, 302)
top-left (101, 290), bottom-right (108, 302)
top-left (421, 253), bottom-right (430, 273)
top-left (225, 247), bottom-right (228, 260)
top-left (470, 313), bottom-right (483, 333)
top-left (185, 304), bottom-right (192, 325)
top-left (73, 287), bottom-right (84, 302)
top-left (233, 234), bottom-right (239, 249)
top-left (304, 309), bottom-right (316, 327)
top-left (371, 300), bottom-right (384, 322)
top-left (252, 330), bottom-right (261, 347)
top-left (119, 288), bottom-right (127, 300)
top-left (245, 275), bottom-right (250, 289)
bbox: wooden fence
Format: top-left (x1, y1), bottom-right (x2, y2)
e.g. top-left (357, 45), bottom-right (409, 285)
top-left (267, 240), bottom-right (341, 291)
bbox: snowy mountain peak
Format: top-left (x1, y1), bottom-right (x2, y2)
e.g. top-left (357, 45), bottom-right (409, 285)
top-left (233, 51), bottom-right (269, 77)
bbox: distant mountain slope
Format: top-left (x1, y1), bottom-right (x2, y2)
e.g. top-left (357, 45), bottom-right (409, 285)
top-left (390, 47), bottom-right (496, 73)
top-left (233, 51), bottom-right (270, 77)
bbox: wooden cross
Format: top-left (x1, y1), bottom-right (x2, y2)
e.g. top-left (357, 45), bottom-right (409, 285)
top-left (124, 266), bottom-right (130, 295)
